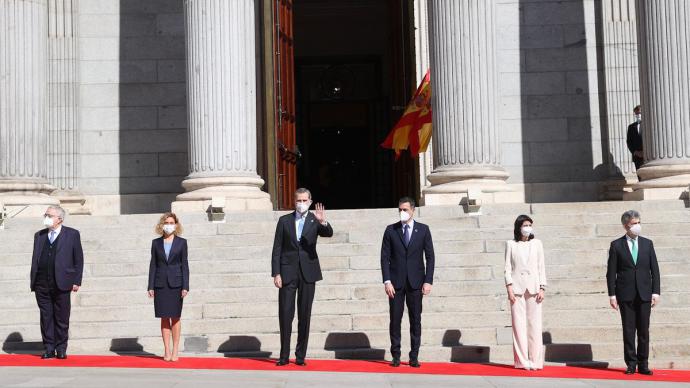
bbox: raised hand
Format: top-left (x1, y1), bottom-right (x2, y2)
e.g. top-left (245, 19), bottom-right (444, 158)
top-left (314, 203), bottom-right (326, 224)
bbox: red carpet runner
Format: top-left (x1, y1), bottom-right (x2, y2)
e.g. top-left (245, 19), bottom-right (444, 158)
top-left (1, 355), bottom-right (689, 383)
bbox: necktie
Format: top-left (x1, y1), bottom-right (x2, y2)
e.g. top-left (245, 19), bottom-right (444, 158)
top-left (631, 239), bottom-right (638, 265)
top-left (297, 217), bottom-right (305, 241)
top-left (49, 231), bottom-right (56, 244)
top-left (404, 224), bottom-right (410, 247)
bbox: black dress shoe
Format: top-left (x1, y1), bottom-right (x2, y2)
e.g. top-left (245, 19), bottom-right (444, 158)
top-left (409, 359), bottom-right (421, 368)
top-left (275, 359), bottom-right (289, 366)
top-left (56, 351), bottom-right (67, 360)
top-left (41, 351), bottom-right (55, 359)
top-left (625, 365), bottom-right (636, 375)
top-left (638, 367), bottom-right (653, 375)
top-left (295, 359), bottom-right (306, 366)
top-left (390, 358), bottom-right (400, 367)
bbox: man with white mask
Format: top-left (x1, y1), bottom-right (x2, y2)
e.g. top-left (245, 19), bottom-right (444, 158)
top-left (29, 205), bottom-right (84, 359)
top-left (626, 105), bottom-right (644, 172)
top-left (271, 188), bottom-right (332, 366)
top-left (380, 197), bottom-right (435, 367)
top-left (607, 210), bottom-right (660, 375)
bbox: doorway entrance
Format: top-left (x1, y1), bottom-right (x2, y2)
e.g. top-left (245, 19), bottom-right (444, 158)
top-left (267, 0), bottom-right (419, 209)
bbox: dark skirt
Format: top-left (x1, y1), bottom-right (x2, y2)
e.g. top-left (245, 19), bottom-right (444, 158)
top-left (154, 285), bottom-right (183, 318)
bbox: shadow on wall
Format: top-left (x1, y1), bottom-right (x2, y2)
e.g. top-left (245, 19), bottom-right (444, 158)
top-left (442, 329), bottom-right (491, 363)
top-left (217, 336), bottom-right (272, 358)
top-left (2, 332), bottom-right (44, 354)
top-left (519, 0), bottom-right (604, 202)
top-left (118, 0), bottom-right (188, 214)
top-left (324, 332), bottom-right (386, 360)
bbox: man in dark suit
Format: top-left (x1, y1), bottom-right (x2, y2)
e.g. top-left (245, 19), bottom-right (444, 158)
top-left (271, 188), bottom-right (333, 366)
top-left (626, 105), bottom-right (643, 171)
top-left (606, 210), bottom-right (660, 375)
top-left (30, 205), bottom-right (84, 360)
top-left (380, 197), bottom-right (435, 368)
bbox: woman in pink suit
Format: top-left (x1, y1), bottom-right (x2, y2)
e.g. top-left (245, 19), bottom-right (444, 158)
top-left (504, 215), bottom-right (547, 370)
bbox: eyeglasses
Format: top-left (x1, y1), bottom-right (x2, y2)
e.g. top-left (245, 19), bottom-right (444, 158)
top-left (44, 214), bottom-right (58, 218)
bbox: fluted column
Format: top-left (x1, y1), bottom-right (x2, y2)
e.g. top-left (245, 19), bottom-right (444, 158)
top-left (423, 0), bottom-right (509, 205)
top-left (173, 0), bottom-right (271, 212)
top-left (601, 0), bottom-right (640, 199)
top-left (631, 0), bottom-right (690, 199)
top-left (0, 0), bottom-right (58, 214)
top-left (47, 0), bottom-right (88, 214)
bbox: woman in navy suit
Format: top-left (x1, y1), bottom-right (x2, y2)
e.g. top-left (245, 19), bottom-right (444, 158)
top-left (147, 212), bottom-right (189, 361)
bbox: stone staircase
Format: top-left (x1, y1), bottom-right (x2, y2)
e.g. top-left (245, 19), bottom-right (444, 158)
top-left (1, 201), bottom-right (689, 369)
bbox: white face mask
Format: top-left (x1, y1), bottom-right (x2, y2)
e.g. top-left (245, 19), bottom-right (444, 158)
top-left (629, 223), bottom-right (641, 236)
top-left (520, 226), bottom-right (533, 237)
top-left (400, 210), bottom-right (411, 223)
top-left (43, 216), bottom-right (54, 228)
top-left (296, 201), bottom-right (310, 214)
top-left (162, 224), bottom-right (176, 235)
top-left (635, 113), bottom-right (642, 123)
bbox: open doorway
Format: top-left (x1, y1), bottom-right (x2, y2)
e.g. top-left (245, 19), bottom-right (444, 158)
top-left (266, 0), bottom-right (419, 209)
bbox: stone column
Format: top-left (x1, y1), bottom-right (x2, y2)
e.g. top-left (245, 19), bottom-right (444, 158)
top-left (630, 0), bottom-right (690, 199)
top-left (600, 0), bottom-right (640, 199)
top-left (0, 0), bottom-right (58, 215)
top-left (173, 0), bottom-right (271, 212)
top-left (423, 0), bottom-right (510, 205)
top-left (414, 0), bottom-right (433, 201)
top-left (47, 0), bottom-right (88, 214)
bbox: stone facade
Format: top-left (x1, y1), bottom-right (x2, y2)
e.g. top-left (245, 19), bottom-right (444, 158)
top-left (1, 0), bottom-right (689, 215)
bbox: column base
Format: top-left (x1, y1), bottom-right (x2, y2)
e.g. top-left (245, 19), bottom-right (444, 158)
top-left (0, 180), bottom-right (59, 217)
top-left (172, 175), bottom-right (272, 213)
top-left (423, 166), bottom-right (513, 205)
top-left (625, 163), bottom-right (690, 200)
top-left (51, 190), bottom-right (91, 215)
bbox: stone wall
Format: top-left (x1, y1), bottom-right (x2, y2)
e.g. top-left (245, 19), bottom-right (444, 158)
top-left (78, 0), bottom-right (187, 214)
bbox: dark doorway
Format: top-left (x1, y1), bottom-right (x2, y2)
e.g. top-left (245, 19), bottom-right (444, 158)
top-left (291, 0), bottom-right (418, 209)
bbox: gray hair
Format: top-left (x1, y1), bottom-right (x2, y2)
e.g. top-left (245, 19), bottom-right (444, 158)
top-left (295, 187), bottom-right (312, 200)
top-left (47, 205), bottom-right (66, 221)
top-left (621, 210), bottom-right (640, 225)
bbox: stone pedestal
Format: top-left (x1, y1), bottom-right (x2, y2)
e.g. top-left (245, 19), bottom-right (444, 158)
top-left (0, 0), bottom-right (58, 216)
top-left (47, 0), bottom-right (89, 214)
top-left (173, 0), bottom-right (271, 213)
top-left (600, 0), bottom-right (640, 200)
top-left (423, 0), bottom-right (511, 205)
top-left (627, 0), bottom-right (690, 200)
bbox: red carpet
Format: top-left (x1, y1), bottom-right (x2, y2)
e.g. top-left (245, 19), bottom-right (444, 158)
top-left (0, 355), bottom-right (689, 383)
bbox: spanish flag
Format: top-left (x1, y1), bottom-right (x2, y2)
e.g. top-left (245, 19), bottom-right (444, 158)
top-left (381, 69), bottom-right (432, 159)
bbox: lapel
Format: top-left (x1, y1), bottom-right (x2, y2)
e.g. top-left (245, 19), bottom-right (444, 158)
top-left (620, 236), bottom-right (636, 266)
top-left (35, 230), bottom-right (48, 264)
top-left (54, 228), bottom-right (66, 258)
top-left (395, 222), bottom-right (406, 247)
top-left (301, 212), bottom-right (317, 240)
top-left (407, 222), bottom-right (420, 249)
top-left (288, 212), bottom-right (298, 244)
top-left (156, 237), bottom-right (167, 265)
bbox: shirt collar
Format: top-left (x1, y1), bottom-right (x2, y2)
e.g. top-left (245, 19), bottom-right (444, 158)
top-left (295, 211), bottom-right (307, 220)
top-left (401, 219), bottom-right (414, 229)
top-left (625, 234), bottom-right (637, 242)
top-left (49, 225), bottom-right (63, 235)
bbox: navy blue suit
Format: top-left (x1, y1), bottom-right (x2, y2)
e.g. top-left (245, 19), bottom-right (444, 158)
top-left (148, 236), bottom-right (189, 318)
top-left (606, 235), bottom-right (661, 369)
top-left (30, 226), bottom-right (84, 353)
top-left (380, 220), bottom-right (435, 360)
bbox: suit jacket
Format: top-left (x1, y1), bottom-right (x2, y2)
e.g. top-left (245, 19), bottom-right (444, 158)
top-left (504, 239), bottom-right (547, 295)
top-left (380, 221), bottom-right (435, 290)
top-left (30, 226), bottom-right (84, 292)
top-left (148, 236), bottom-right (190, 290)
top-left (606, 235), bottom-right (660, 302)
top-left (271, 211), bottom-right (333, 283)
top-left (627, 122), bottom-right (643, 154)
